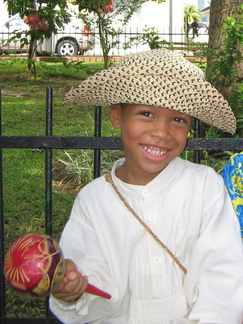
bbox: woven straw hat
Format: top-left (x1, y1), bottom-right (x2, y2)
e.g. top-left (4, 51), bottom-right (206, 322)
top-left (64, 49), bottom-right (236, 133)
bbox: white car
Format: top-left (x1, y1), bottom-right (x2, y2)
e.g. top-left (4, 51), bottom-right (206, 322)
top-left (0, 14), bottom-right (95, 56)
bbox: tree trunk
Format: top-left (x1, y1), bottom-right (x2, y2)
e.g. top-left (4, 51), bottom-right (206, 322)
top-left (27, 35), bottom-right (37, 78)
top-left (97, 9), bottom-right (111, 69)
top-left (207, 0), bottom-right (243, 99)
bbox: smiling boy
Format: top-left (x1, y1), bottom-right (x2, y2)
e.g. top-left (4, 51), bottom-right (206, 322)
top-left (50, 49), bottom-right (243, 324)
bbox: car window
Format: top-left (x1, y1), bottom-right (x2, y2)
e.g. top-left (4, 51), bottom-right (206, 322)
top-left (9, 17), bottom-right (25, 27)
top-left (9, 18), bottom-right (24, 27)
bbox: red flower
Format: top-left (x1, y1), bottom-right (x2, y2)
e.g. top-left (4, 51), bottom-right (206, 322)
top-left (103, 0), bottom-right (114, 14)
top-left (24, 14), bottom-right (49, 31)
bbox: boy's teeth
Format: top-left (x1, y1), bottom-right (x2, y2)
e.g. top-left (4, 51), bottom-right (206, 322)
top-left (143, 145), bottom-right (167, 157)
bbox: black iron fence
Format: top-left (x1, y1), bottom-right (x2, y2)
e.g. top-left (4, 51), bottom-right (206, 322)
top-left (0, 88), bottom-right (243, 323)
top-left (0, 27), bottom-right (208, 58)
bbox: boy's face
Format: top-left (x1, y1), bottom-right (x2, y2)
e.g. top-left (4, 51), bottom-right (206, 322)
top-left (110, 103), bottom-right (192, 185)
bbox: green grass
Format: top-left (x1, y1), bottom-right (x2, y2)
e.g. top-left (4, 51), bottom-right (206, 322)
top-left (0, 57), bottom-right (105, 77)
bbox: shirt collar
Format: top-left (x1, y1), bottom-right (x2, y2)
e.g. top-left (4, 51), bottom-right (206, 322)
top-left (110, 157), bottom-right (183, 199)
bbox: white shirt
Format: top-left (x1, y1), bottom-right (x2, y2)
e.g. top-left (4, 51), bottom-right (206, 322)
top-left (50, 157), bottom-right (243, 324)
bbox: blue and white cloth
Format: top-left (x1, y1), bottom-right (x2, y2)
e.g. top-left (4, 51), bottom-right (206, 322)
top-left (222, 152), bottom-right (243, 239)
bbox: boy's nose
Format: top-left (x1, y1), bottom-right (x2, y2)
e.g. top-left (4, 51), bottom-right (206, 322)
top-left (150, 121), bottom-right (172, 140)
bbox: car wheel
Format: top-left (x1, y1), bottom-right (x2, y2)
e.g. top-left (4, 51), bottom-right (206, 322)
top-left (57, 40), bottom-right (78, 56)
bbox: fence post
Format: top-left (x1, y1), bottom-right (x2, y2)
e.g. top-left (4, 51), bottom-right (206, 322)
top-left (94, 106), bottom-right (102, 178)
top-left (194, 118), bottom-right (201, 164)
top-left (45, 87), bottom-right (53, 236)
top-left (45, 87), bottom-right (54, 318)
top-left (0, 89), bottom-right (6, 319)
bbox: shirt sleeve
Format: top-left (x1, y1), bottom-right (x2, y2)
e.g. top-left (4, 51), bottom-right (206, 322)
top-left (184, 178), bottom-right (243, 324)
top-left (49, 193), bottom-right (122, 324)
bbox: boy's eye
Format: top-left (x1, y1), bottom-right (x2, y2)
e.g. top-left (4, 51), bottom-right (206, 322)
top-left (173, 117), bottom-right (186, 123)
top-left (140, 111), bottom-right (153, 117)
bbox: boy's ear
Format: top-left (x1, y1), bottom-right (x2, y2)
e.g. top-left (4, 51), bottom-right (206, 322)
top-left (109, 104), bottom-right (122, 129)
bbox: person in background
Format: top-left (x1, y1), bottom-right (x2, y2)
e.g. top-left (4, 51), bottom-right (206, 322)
top-left (191, 18), bottom-right (199, 38)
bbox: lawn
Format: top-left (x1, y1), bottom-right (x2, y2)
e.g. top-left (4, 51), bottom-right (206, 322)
top-left (0, 57), bottom-right (122, 317)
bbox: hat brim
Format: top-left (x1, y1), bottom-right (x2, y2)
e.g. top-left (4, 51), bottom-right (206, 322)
top-left (64, 49), bottom-right (236, 134)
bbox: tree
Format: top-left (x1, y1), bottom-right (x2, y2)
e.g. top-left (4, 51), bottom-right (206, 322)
top-left (184, 5), bottom-right (201, 37)
top-left (69, 0), bottom-right (165, 69)
top-left (206, 0), bottom-right (243, 134)
top-left (4, 0), bottom-right (71, 75)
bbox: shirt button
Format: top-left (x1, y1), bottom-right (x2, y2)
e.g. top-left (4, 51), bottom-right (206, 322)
top-left (154, 256), bottom-right (162, 264)
top-left (142, 189), bottom-right (150, 197)
top-left (148, 214), bottom-right (156, 221)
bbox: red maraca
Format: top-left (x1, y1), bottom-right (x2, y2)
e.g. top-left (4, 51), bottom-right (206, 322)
top-left (4, 233), bottom-right (111, 299)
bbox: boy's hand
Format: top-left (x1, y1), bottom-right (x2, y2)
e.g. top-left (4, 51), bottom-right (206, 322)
top-left (53, 259), bottom-right (88, 302)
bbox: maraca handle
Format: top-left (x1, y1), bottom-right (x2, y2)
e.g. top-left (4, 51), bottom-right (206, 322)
top-left (86, 283), bottom-right (111, 299)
